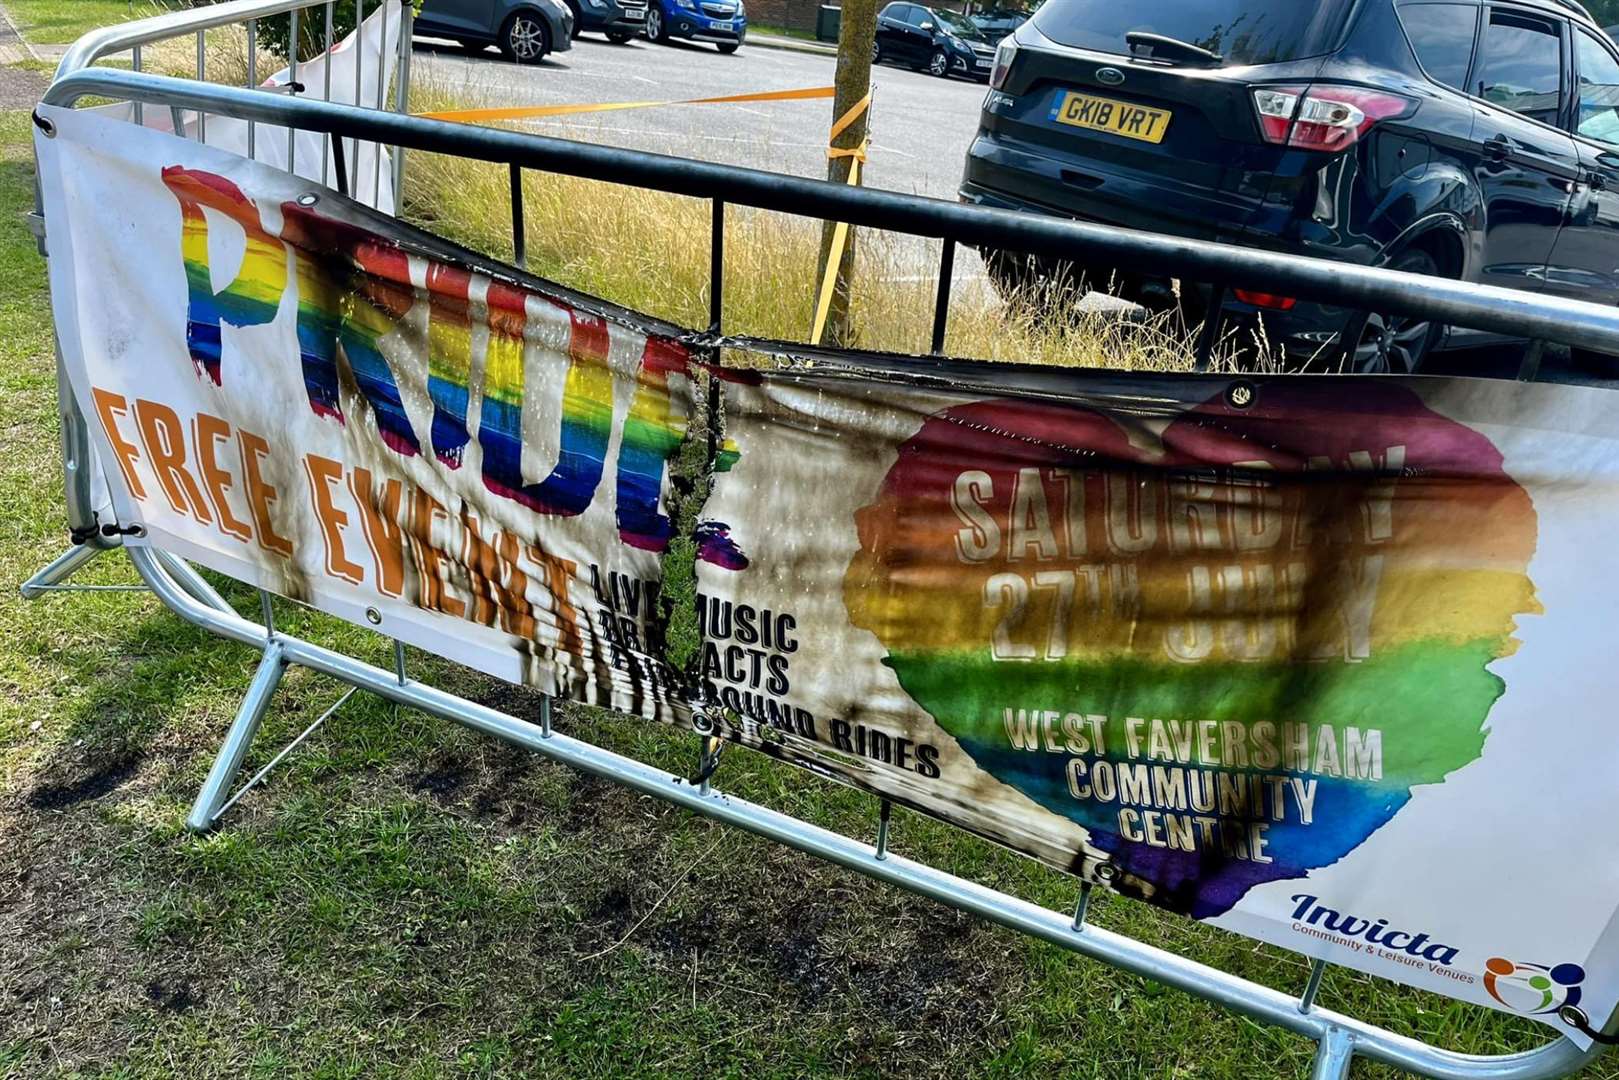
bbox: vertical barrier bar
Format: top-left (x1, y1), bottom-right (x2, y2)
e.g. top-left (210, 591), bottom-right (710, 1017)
top-left (1300, 958), bottom-right (1327, 1014)
top-left (710, 199), bottom-right (724, 333)
top-left (373, 0), bottom-right (389, 205)
top-left (510, 164), bottom-right (526, 269)
top-left (1071, 881), bottom-right (1094, 931)
top-left (331, 133), bottom-right (349, 196)
top-left (1519, 339), bottom-right (1546, 382)
top-left (539, 695), bottom-right (552, 738)
top-left (875, 798), bottom-right (892, 860)
top-left (1195, 284), bottom-right (1226, 371)
top-left (287, 6), bottom-right (299, 175)
top-left (393, 1), bottom-right (414, 210)
top-left (394, 640), bottom-right (407, 685)
top-left (246, 18), bottom-right (257, 160)
top-left (196, 29), bottom-right (207, 142)
top-left (930, 237), bottom-right (955, 354)
top-left (352, 0), bottom-right (364, 200)
top-left (321, 0), bottom-right (334, 186)
top-left (132, 44), bottom-right (142, 126)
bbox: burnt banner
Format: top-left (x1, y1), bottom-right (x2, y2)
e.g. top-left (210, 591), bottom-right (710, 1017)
top-left (34, 103), bottom-right (1619, 1041)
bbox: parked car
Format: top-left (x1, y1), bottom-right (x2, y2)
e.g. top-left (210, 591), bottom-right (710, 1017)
top-left (644, 0), bottom-right (746, 52)
top-left (417, 0), bottom-right (574, 62)
top-left (968, 6), bottom-right (1030, 41)
top-left (874, 3), bottom-right (996, 79)
top-left (564, 0), bottom-right (649, 42)
top-left (961, 0), bottom-right (1619, 372)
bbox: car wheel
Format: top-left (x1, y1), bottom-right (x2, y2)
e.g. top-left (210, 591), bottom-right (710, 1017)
top-left (607, 29), bottom-right (634, 42)
top-left (717, 41), bottom-right (740, 53)
top-left (928, 48), bottom-right (949, 76)
top-left (1343, 249), bottom-right (1443, 374)
top-left (500, 10), bottom-right (550, 62)
top-left (645, 6), bottom-right (667, 41)
top-left (872, 39), bottom-right (881, 64)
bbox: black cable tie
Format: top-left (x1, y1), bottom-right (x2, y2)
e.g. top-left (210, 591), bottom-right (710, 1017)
top-left (687, 735), bottom-right (724, 786)
top-left (68, 524), bottom-right (100, 546)
top-left (100, 523), bottom-right (145, 538)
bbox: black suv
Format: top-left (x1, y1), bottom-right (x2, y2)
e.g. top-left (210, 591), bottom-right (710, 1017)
top-left (960, 0), bottom-right (1619, 371)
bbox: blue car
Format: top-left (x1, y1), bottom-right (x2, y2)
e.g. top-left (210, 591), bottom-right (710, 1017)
top-left (644, 0), bottom-right (745, 52)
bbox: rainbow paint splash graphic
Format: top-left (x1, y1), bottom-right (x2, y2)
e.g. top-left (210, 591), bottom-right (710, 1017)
top-left (162, 168), bottom-right (287, 386)
top-left (164, 167), bottom-right (740, 560)
top-left (846, 383), bottom-right (1539, 917)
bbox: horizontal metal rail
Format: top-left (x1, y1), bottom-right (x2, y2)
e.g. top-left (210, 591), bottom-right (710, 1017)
top-left (125, 546), bottom-right (1605, 1080)
top-left (55, 0), bottom-right (343, 80)
top-left (39, 66), bottom-right (1619, 359)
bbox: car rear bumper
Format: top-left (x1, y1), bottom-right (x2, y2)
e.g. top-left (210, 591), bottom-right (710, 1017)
top-left (961, 131), bottom-right (1265, 242)
top-left (960, 162), bottom-right (1353, 360)
top-left (581, 4), bottom-right (647, 32)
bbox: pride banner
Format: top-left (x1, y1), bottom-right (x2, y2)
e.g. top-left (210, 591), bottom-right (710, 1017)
top-left (34, 103), bottom-right (1619, 1043)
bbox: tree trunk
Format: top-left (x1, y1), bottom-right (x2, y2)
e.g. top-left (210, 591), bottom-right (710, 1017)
top-left (814, 0), bottom-right (877, 347)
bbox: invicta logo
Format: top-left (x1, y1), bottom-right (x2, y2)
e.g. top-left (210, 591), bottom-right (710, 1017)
top-left (1289, 894), bottom-right (1459, 966)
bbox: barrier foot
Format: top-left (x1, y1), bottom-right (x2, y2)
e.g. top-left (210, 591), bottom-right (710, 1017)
top-left (19, 542), bottom-right (108, 599)
top-left (186, 640), bottom-right (289, 832)
top-left (1310, 1026), bottom-right (1356, 1080)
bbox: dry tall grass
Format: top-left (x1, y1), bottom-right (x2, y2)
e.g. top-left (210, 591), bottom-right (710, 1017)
top-left (400, 76), bottom-right (1212, 371)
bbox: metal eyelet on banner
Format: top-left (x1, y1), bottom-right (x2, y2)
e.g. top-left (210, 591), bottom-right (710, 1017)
top-left (1226, 380), bottom-right (1256, 410)
top-left (1559, 1004), bottom-right (1619, 1046)
top-left (364, 607), bottom-right (382, 626)
top-left (1094, 862), bottom-right (1119, 885)
top-left (297, 193), bottom-right (319, 207)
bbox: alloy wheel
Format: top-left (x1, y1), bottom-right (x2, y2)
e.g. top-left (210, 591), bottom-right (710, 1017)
top-left (646, 7), bottom-right (663, 40)
top-left (508, 14), bottom-right (546, 60)
top-left (928, 49), bottom-right (948, 76)
top-left (1351, 311), bottom-right (1435, 374)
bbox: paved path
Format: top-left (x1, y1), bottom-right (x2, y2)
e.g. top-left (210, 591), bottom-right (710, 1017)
top-left (414, 34), bottom-right (987, 200)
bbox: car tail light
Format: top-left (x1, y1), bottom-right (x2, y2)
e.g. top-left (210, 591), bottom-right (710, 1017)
top-left (989, 36), bottom-right (1018, 90)
top-left (1251, 85), bottom-right (1412, 152)
top-left (1233, 289), bottom-right (1297, 310)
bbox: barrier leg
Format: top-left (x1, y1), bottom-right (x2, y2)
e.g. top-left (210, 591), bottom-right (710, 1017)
top-left (153, 549), bottom-right (231, 612)
top-left (1311, 1027), bottom-right (1356, 1080)
top-left (186, 640), bottom-right (288, 832)
top-left (19, 542), bottom-right (104, 599)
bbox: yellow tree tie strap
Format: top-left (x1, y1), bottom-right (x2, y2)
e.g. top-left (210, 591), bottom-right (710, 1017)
top-left (811, 90), bottom-right (873, 346)
top-left (418, 85), bottom-right (835, 123)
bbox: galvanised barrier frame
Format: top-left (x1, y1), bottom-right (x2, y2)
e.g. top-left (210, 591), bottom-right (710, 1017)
top-left (21, 4), bottom-right (1619, 1073)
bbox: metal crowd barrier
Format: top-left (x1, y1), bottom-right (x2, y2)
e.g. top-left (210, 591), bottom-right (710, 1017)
top-left (24, 0), bottom-right (413, 602)
top-left (21, 2), bottom-right (1619, 1075)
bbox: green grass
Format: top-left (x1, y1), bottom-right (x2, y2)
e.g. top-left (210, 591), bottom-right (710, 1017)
top-left (3, 0), bottom-right (184, 46)
top-left (0, 78), bottom-right (1614, 1080)
top-left (750, 25), bottom-right (824, 43)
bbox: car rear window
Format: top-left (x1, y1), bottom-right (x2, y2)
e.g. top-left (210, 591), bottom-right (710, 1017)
top-left (1030, 0), bottom-right (1352, 66)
